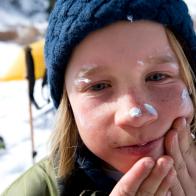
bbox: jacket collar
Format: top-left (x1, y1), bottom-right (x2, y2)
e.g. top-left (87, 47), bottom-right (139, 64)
top-left (58, 147), bottom-right (116, 195)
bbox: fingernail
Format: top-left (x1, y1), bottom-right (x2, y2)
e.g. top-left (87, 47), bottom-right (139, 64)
top-left (182, 118), bottom-right (186, 127)
top-left (158, 158), bottom-right (173, 171)
top-left (166, 191), bottom-right (171, 196)
top-left (173, 132), bottom-right (178, 142)
top-left (144, 160), bottom-right (154, 169)
top-left (171, 132), bottom-right (178, 154)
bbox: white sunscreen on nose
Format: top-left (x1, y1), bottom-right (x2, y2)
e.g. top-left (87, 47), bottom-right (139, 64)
top-left (144, 103), bottom-right (158, 116)
top-left (129, 107), bottom-right (142, 117)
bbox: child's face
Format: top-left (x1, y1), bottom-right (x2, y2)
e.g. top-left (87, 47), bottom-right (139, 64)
top-left (66, 21), bottom-right (194, 173)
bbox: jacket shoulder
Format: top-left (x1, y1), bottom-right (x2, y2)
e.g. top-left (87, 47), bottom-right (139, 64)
top-left (2, 158), bottom-right (58, 196)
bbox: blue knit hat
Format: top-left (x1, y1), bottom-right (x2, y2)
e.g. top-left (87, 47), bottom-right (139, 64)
top-left (45, 0), bottom-right (196, 108)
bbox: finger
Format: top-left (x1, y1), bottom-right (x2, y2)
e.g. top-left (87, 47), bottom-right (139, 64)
top-left (138, 156), bottom-right (173, 195)
top-left (170, 174), bottom-right (185, 196)
top-left (165, 130), bottom-right (195, 195)
top-left (109, 157), bottom-right (154, 196)
top-left (155, 168), bottom-right (176, 196)
top-left (172, 118), bottom-right (196, 179)
top-left (172, 118), bottom-right (192, 155)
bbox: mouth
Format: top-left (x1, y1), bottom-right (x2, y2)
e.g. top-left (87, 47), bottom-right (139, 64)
top-left (117, 136), bottom-right (164, 156)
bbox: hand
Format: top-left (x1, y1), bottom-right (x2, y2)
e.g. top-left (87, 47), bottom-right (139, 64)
top-left (110, 156), bottom-right (176, 196)
top-left (165, 117), bottom-right (196, 196)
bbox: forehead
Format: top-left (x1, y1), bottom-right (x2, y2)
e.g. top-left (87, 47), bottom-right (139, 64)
top-left (66, 21), bottom-right (178, 78)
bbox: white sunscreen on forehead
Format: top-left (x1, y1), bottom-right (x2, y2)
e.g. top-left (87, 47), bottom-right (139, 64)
top-left (74, 64), bottom-right (97, 85)
top-left (169, 63), bottom-right (178, 69)
top-left (127, 15), bottom-right (133, 22)
top-left (129, 107), bottom-right (142, 117)
top-left (74, 78), bottom-right (91, 85)
top-left (137, 60), bottom-right (145, 66)
top-left (144, 103), bottom-right (158, 116)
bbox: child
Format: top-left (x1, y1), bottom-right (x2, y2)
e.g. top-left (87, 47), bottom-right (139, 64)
top-left (3, 0), bottom-right (196, 195)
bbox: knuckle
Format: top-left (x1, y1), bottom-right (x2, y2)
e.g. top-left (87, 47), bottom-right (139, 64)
top-left (117, 184), bottom-right (136, 196)
top-left (176, 161), bottom-right (186, 172)
top-left (118, 189), bottom-right (134, 196)
top-left (138, 189), bottom-right (154, 196)
top-left (184, 142), bottom-right (193, 157)
top-left (170, 182), bottom-right (184, 195)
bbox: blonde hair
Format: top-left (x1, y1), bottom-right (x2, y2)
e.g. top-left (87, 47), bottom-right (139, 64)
top-left (166, 28), bottom-right (196, 132)
top-left (49, 28), bottom-right (196, 178)
top-left (49, 92), bottom-right (79, 178)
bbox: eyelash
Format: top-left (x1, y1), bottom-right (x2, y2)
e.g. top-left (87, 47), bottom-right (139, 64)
top-left (88, 82), bottom-right (112, 92)
top-left (145, 72), bottom-right (170, 82)
top-left (83, 72), bottom-right (171, 92)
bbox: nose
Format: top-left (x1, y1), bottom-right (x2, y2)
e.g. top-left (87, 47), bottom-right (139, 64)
top-left (114, 95), bottom-right (158, 128)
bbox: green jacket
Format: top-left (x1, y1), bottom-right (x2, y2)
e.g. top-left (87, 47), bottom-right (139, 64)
top-left (2, 158), bottom-right (58, 196)
top-left (1, 158), bottom-right (109, 196)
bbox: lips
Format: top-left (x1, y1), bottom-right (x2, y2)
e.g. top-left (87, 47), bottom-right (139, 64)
top-left (117, 136), bottom-right (163, 156)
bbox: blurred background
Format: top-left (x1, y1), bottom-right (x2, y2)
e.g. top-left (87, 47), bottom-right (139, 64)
top-left (0, 0), bottom-right (195, 194)
top-left (0, 0), bottom-right (55, 193)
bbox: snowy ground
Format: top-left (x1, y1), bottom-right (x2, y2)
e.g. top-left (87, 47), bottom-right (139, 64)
top-left (0, 79), bottom-right (55, 193)
top-left (185, 0), bottom-right (196, 17)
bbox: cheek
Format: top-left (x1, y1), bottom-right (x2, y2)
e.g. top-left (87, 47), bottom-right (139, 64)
top-left (179, 88), bottom-right (194, 122)
top-left (70, 96), bottom-right (112, 132)
top-left (70, 98), bottom-right (114, 154)
top-left (154, 86), bottom-right (194, 122)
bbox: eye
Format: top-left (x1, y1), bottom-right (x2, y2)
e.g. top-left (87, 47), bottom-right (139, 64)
top-left (89, 83), bottom-right (111, 92)
top-left (146, 73), bottom-right (169, 82)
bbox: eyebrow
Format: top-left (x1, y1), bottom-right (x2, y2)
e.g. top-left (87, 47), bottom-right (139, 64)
top-left (75, 65), bottom-right (106, 78)
top-left (75, 55), bottom-right (177, 78)
top-left (145, 54), bottom-right (177, 65)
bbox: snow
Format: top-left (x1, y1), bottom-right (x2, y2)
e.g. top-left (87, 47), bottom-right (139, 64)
top-left (185, 0), bottom-right (196, 16)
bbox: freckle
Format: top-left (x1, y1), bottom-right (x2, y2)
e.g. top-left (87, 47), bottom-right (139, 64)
top-left (160, 99), bottom-right (167, 103)
top-left (112, 141), bottom-right (118, 145)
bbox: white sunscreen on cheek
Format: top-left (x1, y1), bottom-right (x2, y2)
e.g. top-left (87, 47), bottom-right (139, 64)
top-left (129, 107), bottom-right (142, 117)
top-left (144, 103), bottom-right (158, 116)
top-left (181, 88), bottom-right (189, 101)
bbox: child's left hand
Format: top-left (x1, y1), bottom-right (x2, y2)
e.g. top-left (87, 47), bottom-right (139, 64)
top-left (165, 117), bottom-right (196, 195)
